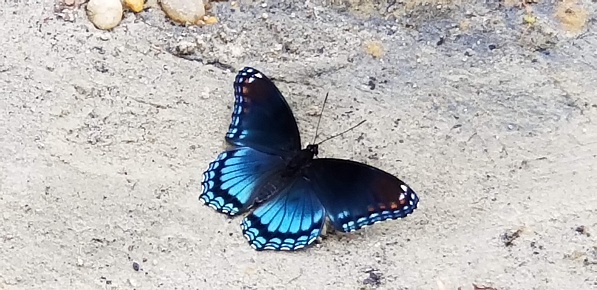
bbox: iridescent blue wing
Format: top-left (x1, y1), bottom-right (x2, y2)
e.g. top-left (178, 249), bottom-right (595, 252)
top-left (305, 159), bottom-right (419, 232)
top-left (200, 147), bottom-right (286, 216)
top-left (226, 67), bottom-right (302, 154)
top-left (241, 178), bottom-right (325, 251)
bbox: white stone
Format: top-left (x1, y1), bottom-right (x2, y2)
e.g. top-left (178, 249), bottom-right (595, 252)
top-left (86, 0), bottom-right (123, 30)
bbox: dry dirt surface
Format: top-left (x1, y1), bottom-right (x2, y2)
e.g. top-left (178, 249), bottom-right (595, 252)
top-left (1, 0), bottom-right (597, 289)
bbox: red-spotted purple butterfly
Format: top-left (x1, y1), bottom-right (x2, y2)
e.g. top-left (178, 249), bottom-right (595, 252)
top-left (200, 67), bottom-right (419, 251)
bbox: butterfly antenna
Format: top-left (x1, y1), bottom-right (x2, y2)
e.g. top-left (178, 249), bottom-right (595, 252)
top-left (311, 92), bottom-right (329, 144)
top-left (317, 120), bottom-right (366, 145)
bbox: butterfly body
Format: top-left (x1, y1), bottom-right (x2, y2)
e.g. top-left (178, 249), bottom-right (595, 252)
top-left (283, 144), bottom-right (318, 174)
top-left (200, 67), bottom-right (419, 251)
top-left (250, 146), bottom-right (316, 206)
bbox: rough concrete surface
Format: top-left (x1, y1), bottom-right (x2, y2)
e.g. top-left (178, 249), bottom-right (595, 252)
top-left (1, 0), bottom-right (597, 289)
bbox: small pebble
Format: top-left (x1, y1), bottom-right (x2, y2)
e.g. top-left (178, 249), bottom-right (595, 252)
top-left (306, 105), bottom-right (321, 116)
top-left (133, 261), bottom-right (140, 271)
top-left (160, 0), bottom-right (206, 25)
top-left (86, 0), bottom-right (123, 30)
top-left (173, 41), bottom-right (196, 55)
top-left (99, 33), bottom-right (111, 41)
top-left (201, 87), bottom-right (211, 99)
top-left (203, 15), bottom-right (218, 25)
top-left (124, 0), bottom-right (144, 12)
top-left (128, 278), bottom-right (138, 287)
top-left (57, 9), bottom-right (77, 22)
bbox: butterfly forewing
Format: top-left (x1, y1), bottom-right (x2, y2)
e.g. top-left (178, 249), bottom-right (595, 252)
top-left (226, 67), bottom-right (302, 154)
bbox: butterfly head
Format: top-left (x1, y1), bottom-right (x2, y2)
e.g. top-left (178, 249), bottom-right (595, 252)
top-left (306, 144), bottom-right (319, 157)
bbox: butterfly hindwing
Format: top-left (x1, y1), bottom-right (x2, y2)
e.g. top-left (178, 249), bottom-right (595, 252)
top-left (200, 147), bottom-right (286, 216)
top-left (241, 177), bottom-right (326, 251)
top-left (305, 158), bottom-right (419, 232)
top-left (226, 67), bottom-right (302, 154)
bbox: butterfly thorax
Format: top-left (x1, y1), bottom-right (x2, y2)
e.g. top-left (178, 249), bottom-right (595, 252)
top-left (281, 144), bottom-right (318, 178)
top-left (254, 145), bottom-right (318, 205)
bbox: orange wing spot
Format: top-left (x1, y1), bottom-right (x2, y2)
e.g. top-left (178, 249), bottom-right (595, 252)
top-left (379, 204), bottom-right (386, 210)
top-left (242, 86), bottom-right (249, 94)
top-left (243, 107), bottom-right (250, 114)
top-left (367, 205), bottom-right (375, 212)
top-left (390, 202), bottom-right (399, 210)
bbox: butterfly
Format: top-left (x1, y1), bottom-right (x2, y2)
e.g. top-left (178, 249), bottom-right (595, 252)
top-left (200, 67), bottom-right (420, 251)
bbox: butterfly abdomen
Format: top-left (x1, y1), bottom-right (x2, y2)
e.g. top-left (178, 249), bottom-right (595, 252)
top-left (254, 178), bottom-right (285, 205)
top-left (252, 147), bottom-right (317, 206)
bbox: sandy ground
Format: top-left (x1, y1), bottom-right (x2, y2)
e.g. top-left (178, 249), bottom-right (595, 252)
top-left (1, 0), bottom-right (597, 289)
